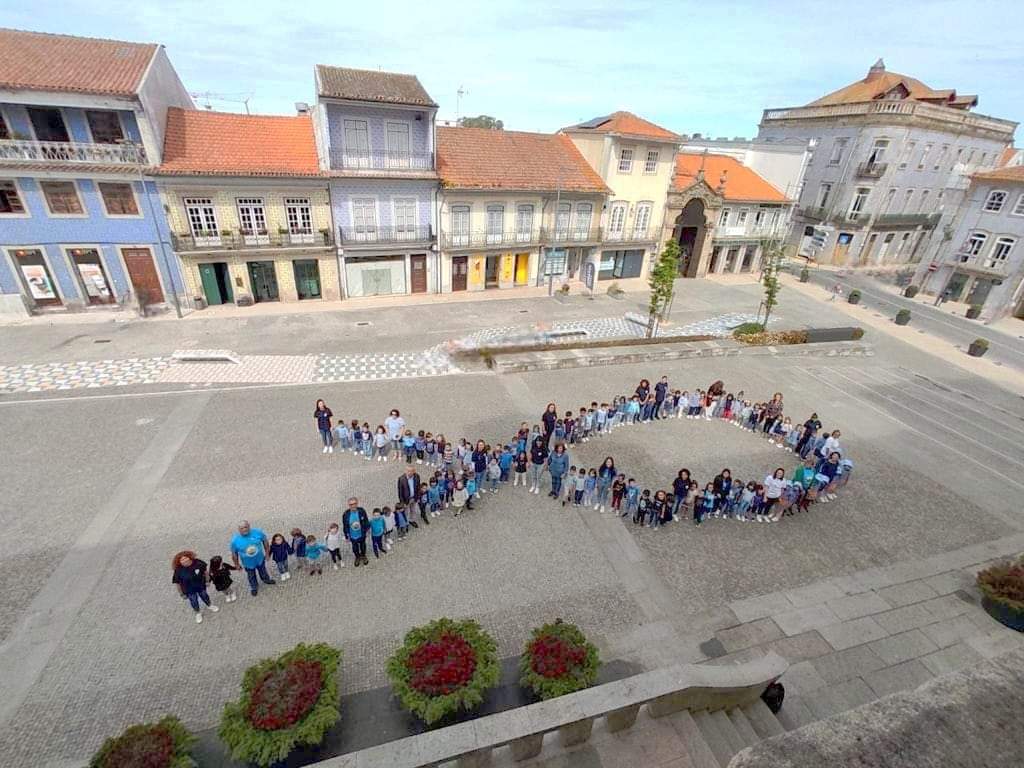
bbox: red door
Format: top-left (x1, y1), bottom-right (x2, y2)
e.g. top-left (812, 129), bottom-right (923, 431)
top-left (122, 248), bottom-right (164, 305)
top-left (410, 254), bottom-right (427, 293)
top-left (451, 256), bottom-right (467, 291)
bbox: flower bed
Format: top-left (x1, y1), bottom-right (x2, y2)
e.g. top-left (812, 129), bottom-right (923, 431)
top-left (89, 715), bottom-right (195, 768)
top-left (520, 620), bottom-right (600, 700)
top-left (386, 617), bottom-right (499, 724)
top-left (220, 643), bottom-right (341, 767)
top-left (977, 556), bottom-right (1024, 631)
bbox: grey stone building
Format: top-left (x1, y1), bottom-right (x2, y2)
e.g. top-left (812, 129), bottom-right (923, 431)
top-left (757, 59), bottom-right (1017, 268)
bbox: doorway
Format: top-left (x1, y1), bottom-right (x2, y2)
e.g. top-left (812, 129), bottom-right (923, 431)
top-left (12, 248), bottom-right (62, 306)
top-left (944, 272), bottom-right (970, 302)
top-left (122, 248), bottom-right (165, 306)
top-left (69, 248), bottom-right (114, 304)
top-left (247, 261), bottom-right (279, 302)
top-left (452, 255), bottom-right (468, 291)
top-left (484, 255), bottom-right (500, 288)
top-left (293, 259), bottom-right (321, 300)
top-left (199, 262), bottom-right (233, 305)
top-left (708, 247), bottom-right (722, 274)
top-left (515, 253), bottom-right (529, 285)
top-left (966, 278), bottom-right (995, 307)
top-left (410, 254), bottom-right (427, 293)
top-left (28, 107), bottom-right (70, 142)
top-left (673, 198), bottom-right (707, 277)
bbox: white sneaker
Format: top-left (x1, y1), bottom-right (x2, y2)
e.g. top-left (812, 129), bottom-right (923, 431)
top-left (333, 563), bottom-right (339, 571)
top-left (383, 457), bottom-right (388, 462)
top-left (328, 446), bottom-right (334, 453)
top-left (207, 604), bottom-right (220, 613)
top-left (376, 456), bottom-right (382, 462)
top-left (195, 612), bottom-right (203, 624)
top-left (322, 446), bottom-right (328, 454)
top-left (417, 459), bottom-right (423, 464)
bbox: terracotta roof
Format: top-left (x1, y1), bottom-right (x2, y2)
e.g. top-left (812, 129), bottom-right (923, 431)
top-left (673, 153), bottom-right (789, 202)
top-left (437, 127), bottom-right (609, 193)
top-left (809, 59), bottom-right (976, 110)
top-left (0, 28), bottom-right (157, 97)
top-left (563, 111), bottom-right (680, 141)
top-left (972, 165), bottom-right (1024, 185)
top-left (998, 147), bottom-right (1022, 168)
top-left (315, 65), bottom-right (436, 107)
top-left (157, 108), bottom-right (322, 177)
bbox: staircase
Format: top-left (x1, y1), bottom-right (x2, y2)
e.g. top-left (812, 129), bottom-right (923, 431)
top-left (671, 699), bottom-right (787, 767)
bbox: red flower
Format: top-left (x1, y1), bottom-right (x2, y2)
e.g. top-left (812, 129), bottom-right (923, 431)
top-left (246, 660), bottom-right (324, 731)
top-left (98, 725), bottom-right (174, 768)
top-left (406, 632), bottom-right (478, 696)
top-left (528, 635), bottom-right (587, 679)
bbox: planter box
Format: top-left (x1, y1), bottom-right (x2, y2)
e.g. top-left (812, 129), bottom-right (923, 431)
top-left (847, 295), bottom-right (861, 305)
top-left (805, 327), bottom-right (865, 343)
top-left (894, 314), bottom-right (911, 326)
top-left (982, 596), bottom-right (1024, 632)
top-left (966, 306), bottom-right (982, 319)
top-left (968, 342), bottom-right (988, 357)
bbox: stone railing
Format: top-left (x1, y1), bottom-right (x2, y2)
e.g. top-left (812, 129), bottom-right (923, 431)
top-left (761, 101), bottom-right (1016, 137)
top-left (309, 652), bottom-right (787, 768)
top-left (0, 138), bottom-right (147, 165)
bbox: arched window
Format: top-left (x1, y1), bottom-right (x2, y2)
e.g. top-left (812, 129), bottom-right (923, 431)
top-left (960, 231), bottom-right (987, 261)
top-left (985, 236), bottom-right (1015, 270)
top-left (983, 190), bottom-right (1007, 212)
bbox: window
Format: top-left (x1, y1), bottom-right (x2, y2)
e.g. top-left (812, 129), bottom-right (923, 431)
top-left (1013, 193), bottom-right (1024, 217)
top-left (849, 187), bottom-right (870, 219)
top-left (961, 232), bottom-right (987, 258)
top-left (27, 107), bottom-right (69, 142)
top-left (754, 208), bottom-right (766, 227)
top-left (236, 198), bottom-right (268, 240)
top-left (829, 137), bottom-right (849, 165)
top-left (934, 145), bottom-right (949, 170)
top-left (394, 198), bottom-right (417, 239)
top-left (0, 112), bottom-right (9, 140)
top-left (718, 208), bottom-right (730, 226)
top-left (898, 141), bottom-right (916, 169)
top-left (351, 198), bottom-right (377, 240)
top-left (902, 188), bottom-right (915, 213)
top-left (573, 202), bottom-right (593, 239)
top-left (986, 237), bottom-right (1015, 269)
top-left (917, 144), bottom-right (932, 170)
top-left (486, 204), bottom-right (505, 243)
top-left (0, 180), bottom-right (25, 214)
top-left (617, 148), bottom-right (633, 173)
top-left (607, 202), bottom-right (627, 235)
top-left (736, 208), bottom-right (749, 226)
top-left (953, 147), bottom-right (964, 167)
top-left (980, 152), bottom-right (988, 167)
top-left (386, 122), bottom-right (410, 166)
top-left (816, 183), bottom-right (832, 208)
top-left (884, 187), bottom-right (897, 212)
top-left (284, 198), bottom-right (313, 234)
top-left (40, 181), bottom-right (83, 215)
top-left (516, 204), bottom-right (534, 241)
top-left (867, 138), bottom-right (889, 164)
top-left (98, 182), bottom-right (138, 215)
top-left (555, 201), bottom-right (572, 238)
top-left (984, 190), bottom-right (1007, 212)
top-left (450, 204), bottom-right (470, 246)
top-left (918, 190), bottom-right (929, 213)
top-left (936, 190), bottom-right (944, 209)
top-left (184, 197), bottom-right (218, 238)
top-left (643, 150), bottom-right (659, 174)
top-left (343, 119), bottom-right (370, 163)
top-left (965, 149), bottom-right (975, 166)
top-left (896, 233), bottom-right (911, 258)
top-left (770, 209), bottom-right (780, 229)
top-left (633, 201), bottom-right (652, 236)
top-left (85, 110), bottom-right (124, 144)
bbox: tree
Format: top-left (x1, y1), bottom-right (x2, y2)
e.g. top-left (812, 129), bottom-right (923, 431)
top-left (647, 240), bottom-right (680, 337)
top-left (459, 115), bottom-right (504, 130)
top-left (760, 238), bottom-right (784, 328)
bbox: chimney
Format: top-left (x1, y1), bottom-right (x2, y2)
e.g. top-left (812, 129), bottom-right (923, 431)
top-left (294, 102), bottom-right (310, 115)
top-left (866, 58), bottom-right (886, 82)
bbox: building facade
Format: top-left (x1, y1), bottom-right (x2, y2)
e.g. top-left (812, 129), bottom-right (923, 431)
top-left (561, 112), bottom-right (679, 282)
top-left (314, 66), bottom-right (440, 297)
top-left (915, 163), bottom-right (1024, 320)
top-left (157, 108), bottom-right (338, 307)
top-left (0, 28), bottom-right (191, 317)
top-left (757, 60), bottom-right (1016, 268)
top-left (436, 127), bottom-right (609, 292)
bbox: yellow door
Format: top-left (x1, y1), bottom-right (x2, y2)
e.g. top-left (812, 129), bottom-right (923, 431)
top-left (515, 253), bottom-right (529, 285)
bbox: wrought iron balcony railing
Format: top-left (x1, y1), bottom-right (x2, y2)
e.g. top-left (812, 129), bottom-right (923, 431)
top-left (441, 229), bottom-right (542, 249)
top-left (855, 161), bottom-right (888, 179)
top-left (172, 229), bottom-right (333, 251)
top-left (328, 148), bottom-right (434, 172)
top-left (601, 226), bottom-right (658, 243)
top-left (338, 224), bottom-right (434, 245)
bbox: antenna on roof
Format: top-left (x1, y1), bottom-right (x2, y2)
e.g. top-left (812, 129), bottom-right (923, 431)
top-left (189, 91), bottom-right (254, 115)
top-left (456, 85), bottom-right (468, 125)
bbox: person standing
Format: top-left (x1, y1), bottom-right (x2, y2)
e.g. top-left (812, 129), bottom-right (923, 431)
top-left (547, 443), bottom-right (569, 499)
top-left (230, 521), bottom-right (275, 596)
top-left (541, 403), bottom-right (558, 447)
top-left (529, 436), bottom-right (549, 494)
top-left (795, 413), bottom-right (821, 458)
top-left (172, 551), bottom-right (218, 624)
top-left (385, 409), bottom-right (406, 462)
top-left (343, 497), bottom-right (371, 567)
top-left (653, 376), bottom-right (669, 419)
top-left (762, 393), bottom-right (784, 437)
top-left (314, 399), bottom-right (333, 454)
top-left (397, 466), bottom-right (427, 525)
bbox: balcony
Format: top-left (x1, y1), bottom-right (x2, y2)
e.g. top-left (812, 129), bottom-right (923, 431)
top-left (953, 252), bottom-right (1009, 275)
top-left (338, 224), bottom-right (434, 247)
top-left (713, 223), bottom-right (785, 241)
top-left (171, 229), bottom-right (333, 252)
top-left (0, 138), bottom-right (147, 165)
top-left (540, 226), bottom-right (602, 245)
top-left (855, 161), bottom-right (888, 179)
top-left (441, 229), bottom-right (541, 250)
top-left (328, 149), bottom-right (434, 174)
top-left (601, 226), bottom-right (658, 244)
top-left (872, 213), bottom-right (941, 230)
top-left (799, 206), bottom-right (828, 223)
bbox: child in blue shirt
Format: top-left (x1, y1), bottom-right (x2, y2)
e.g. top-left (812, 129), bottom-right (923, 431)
top-left (465, 472), bottom-right (478, 508)
top-left (304, 534), bottom-right (326, 575)
top-left (269, 533), bottom-right (293, 580)
top-left (418, 485), bottom-right (430, 515)
top-left (351, 421), bottom-right (362, 454)
top-left (333, 421), bottom-right (351, 451)
top-left (624, 479), bottom-right (640, 518)
top-left (425, 433), bottom-right (437, 466)
top-left (584, 468), bottom-right (597, 506)
top-left (402, 430), bottom-right (416, 463)
top-left (499, 446), bottom-right (514, 481)
top-left (394, 503), bottom-right (410, 539)
top-left (414, 431), bottom-right (426, 464)
top-left (370, 509), bottom-right (388, 558)
top-left (290, 528), bottom-right (307, 572)
top-left (635, 489), bottom-right (650, 525)
top-left (428, 478), bottom-right (442, 514)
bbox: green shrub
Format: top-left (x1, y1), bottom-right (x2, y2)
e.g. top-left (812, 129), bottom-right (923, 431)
top-left (520, 620), bottom-right (600, 700)
top-left (847, 289), bottom-right (861, 302)
top-left (977, 556), bottom-right (1024, 611)
top-left (903, 285), bottom-right (919, 298)
top-left (220, 643), bottom-right (341, 767)
top-left (971, 337), bottom-right (990, 350)
top-left (386, 617), bottom-right (499, 724)
top-left (799, 268), bottom-right (810, 283)
top-left (896, 308), bottom-right (911, 321)
top-left (732, 322), bottom-right (765, 338)
top-left (851, 327), bottom-right (865, 340)
top-left (90, 716), bottom-right (195, 768)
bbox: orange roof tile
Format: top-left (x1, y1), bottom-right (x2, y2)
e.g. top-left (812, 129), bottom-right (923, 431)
top-left (0, 28), bottom-right (157, 97)
top-left (673, 153), bottom-right (789, 203)
top-left (809, 59), bottom-right (975, 110)
top-left (437, 127), bottom-right (609, 193)
top-left (998, 147), bottom-right (1021, 168)
top-left (563, 111), bottom-right (680, 141)
top-left (972, 165), bottom-right (1024, 185)
top-left (157, 108), bottom-right (321, 177)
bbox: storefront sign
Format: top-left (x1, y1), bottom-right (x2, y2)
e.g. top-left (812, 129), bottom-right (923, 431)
top-left (543, 248), bottom-right (567, 276)
top-left (76, 263), bottom-right (111, 298)
top-left (20, 264), bottom-right (56, 300)
top-left (583, 261), bottom-right (595, 289)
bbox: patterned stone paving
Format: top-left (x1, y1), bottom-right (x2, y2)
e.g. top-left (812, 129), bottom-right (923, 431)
top-left (314, 349), bottom-right (457, 382)
top-left (0, 358), bottom-right (170, 393)
top-left (158, 355), bottom-right (316, 384)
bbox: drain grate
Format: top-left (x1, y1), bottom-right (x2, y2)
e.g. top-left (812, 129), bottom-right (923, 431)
top-left (93, 339), bottom-right (111, 344)
top-left (355, 321), bottom-right (372, 327)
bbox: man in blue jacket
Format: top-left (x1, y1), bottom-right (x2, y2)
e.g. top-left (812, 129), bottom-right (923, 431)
top-left (342, 496), bottom-right (371, 567)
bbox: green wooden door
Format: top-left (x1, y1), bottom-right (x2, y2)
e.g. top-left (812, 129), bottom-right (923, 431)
top-left (247, 261), bottom-right (279, 302)
top-left (199, 263), bottom-right (224, 305)
top-left (293, 259), bottom-right (321, 300)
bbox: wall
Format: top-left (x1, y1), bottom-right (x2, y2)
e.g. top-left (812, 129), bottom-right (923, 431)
top-left (136, 47), bottom-right (195, 164)
top-left (323, 103), bottom-right (432, 161)
top-left (162, 182), bottom-right (334, 237)
top-left (180, 251), bottom-right (339, 303)
top-left (330, 179), bottom-right (434, 229)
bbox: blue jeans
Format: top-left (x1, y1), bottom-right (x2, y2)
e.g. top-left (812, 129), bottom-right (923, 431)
top-left (551, 474), bottom-right (563, 496)
top-left (245, 562), bottom-right (274, 593)
top-left (186, 589), bottom-right (211, 611)
top-left (319, 428), bottom-right (332, 447)
top-left (488, 477), bottom-right (499, 491)
top-left (274, 559), bottom-right (289, 576)
top-left (529, 463), bottom-right (544, 488)
top-left (596, 481), bottom-right (611, 506)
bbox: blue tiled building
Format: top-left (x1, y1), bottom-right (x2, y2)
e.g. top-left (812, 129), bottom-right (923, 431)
top-left (0, 29), bottom-right (192, 317)
top-left (314, 65), bottom-right (440, 297)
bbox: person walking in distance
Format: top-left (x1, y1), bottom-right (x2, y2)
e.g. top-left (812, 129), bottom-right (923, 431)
top-left (343, 497), bottom-right (371, 567)
top-left (172, 550), bottom-right (219, 624)
top-left (314, 399), bottom-right (333, 454)
top-left (230, 521), bottom-right (275, 596)
top-left (397, 465), bottom-right (427, 525)
top-left (541, 403), bottom-right (558, 447)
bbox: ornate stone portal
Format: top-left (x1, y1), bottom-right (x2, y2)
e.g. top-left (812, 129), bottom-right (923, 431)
top-left (661, 174), bottom-right (725, 278)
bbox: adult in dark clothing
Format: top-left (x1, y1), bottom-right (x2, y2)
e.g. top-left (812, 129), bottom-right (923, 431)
top-left (713, 469), bottom-right (734, 512)
top-left (397, 466), bottom-right (427, 525)
top-left (529, 437), bottom-right (549, 494)
top-left (635, 379), bottom-right (650, 402)
top-left (471, 440), bottom-right (488, 474)
top-left (795, 413), bottom-right (822, 457)
top-left (541, 403), bottom-right (558, 446)
top-left (706, 380), bottom-right (724, 408)
top-left (763, 392), bottom-right (784, 435)
top-left (653, 376), bottom-right (669, 419)
top-left (314, 399), bottom-right (333, 453)
top-left (172, 550), bottom-right (218, 623)
top-left (672, 468), bottom-right (691, 516)
top-left (343, 497), bottom-right (371, 566)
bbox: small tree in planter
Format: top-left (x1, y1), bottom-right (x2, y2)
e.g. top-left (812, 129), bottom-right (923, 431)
top-left (903, 285), bottom-right (919, 298)
top-left (895, 308), bottom-right (911, 325)
top-left (966, 304), bottom-right (983, 319)
top-left (847, 289), bottom-right (861, 305)
top-left (387, 617), bottom-right (499, 725)
top-left (520, 620), bottom-right (600, 700)
top-left (799, 267), bottom-right (810, 283)
top-left (646, 239), bottom-right (680, 337)
top-left (977, 556), bottom-right (1024, 631)
top-left (220, 643), bottom-right (341, 768)
top-left (90, 715), bottom-right (196, 768)
top-left (968, 338), bottom-right (990, 357)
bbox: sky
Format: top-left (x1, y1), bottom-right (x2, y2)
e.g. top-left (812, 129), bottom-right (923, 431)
top-left (8, 0), bottom-right (1023, 139)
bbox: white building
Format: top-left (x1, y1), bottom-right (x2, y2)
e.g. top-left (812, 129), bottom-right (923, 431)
top-left (757, 59), bottom-right (1017, 267)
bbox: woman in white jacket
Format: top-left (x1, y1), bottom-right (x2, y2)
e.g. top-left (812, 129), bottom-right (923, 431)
top-left (763, 468), bottom-right (788, 522)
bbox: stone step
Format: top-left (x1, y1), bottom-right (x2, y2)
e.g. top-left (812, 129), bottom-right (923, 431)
top-left (775, 695), bottom-right (816, 731)
top-left (711, 708), bottom-right (748, 755)
top-left (741, 700), bottom-right (786, 739)
top-left (670, 709), bottom-right (723, 768)
top-left (802, 685), bottom-right (850, 721)
top-left (693, 710), bottom-right (733, 767)
top-left (727, 707), bottom-right (762, 748)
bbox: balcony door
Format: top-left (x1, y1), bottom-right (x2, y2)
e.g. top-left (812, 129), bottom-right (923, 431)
top-left (450, 205), bottom-right (470, 247)
top-left (386, 122), bottom-right (411, 168)
top-left (516, 204), bottom-right (534, 243)
top-left (237, 198), bottom-right (269, 245)
top-left (394, 198), bottom-right (417, 241)
top-left (607, 202), bottom-right (627, 238)
top-left (27, 108), bottom-right (70, 143)
top-left (573, 203), bottom-right (593, 241)
top-left (285, 198), bottom-right (314, 244)
top-left (343, 120), bottom-right (370, 168)
top-left (351, 198), bottom-right (378, 242)
top-left (633, 202), bottom-right (652, 239)
top-left (184, 198), bottom-right (220, 246)
top-left (554, 202), bottom-right (571, 241)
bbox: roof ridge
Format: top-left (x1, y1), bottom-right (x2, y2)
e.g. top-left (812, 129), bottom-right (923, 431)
top-left (316, 63), bottom-right (419, 78)
top-left (171, 107), bottom-right (309, 121)
top-left (0, 26), bottom-right (158, 49)
top-left (439, 126), bottom-right (559, 139)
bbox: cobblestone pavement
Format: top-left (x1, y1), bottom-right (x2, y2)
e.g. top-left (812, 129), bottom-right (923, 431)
top-left (0, 357), bottom-right (170, 392)
top-left (314, 348), bottom-right (457, 382)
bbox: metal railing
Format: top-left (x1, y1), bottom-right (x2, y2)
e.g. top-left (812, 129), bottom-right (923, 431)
top-left (328, 148), bottom-right (433, 172)
top-left (441, 229), bottom-right (542, 249)
top-left (954, 252), bottom-right (1008, 274)
top-left (171, 230), bottom-right (333, 251)
top-left (601, 226), bottom-right (658, 243)
top-left (338, 224), bottom-right (433, 245)
top-left (855, 161), bottom-right (888, 178)
top-left (540, 226), bottom-right (602, 244)
top-left (873, 213), bottom-right (941, 229)
top-left (0, 138), bottom-right (147, 165)
top-left (714, 223), bottom-right (784, 240)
